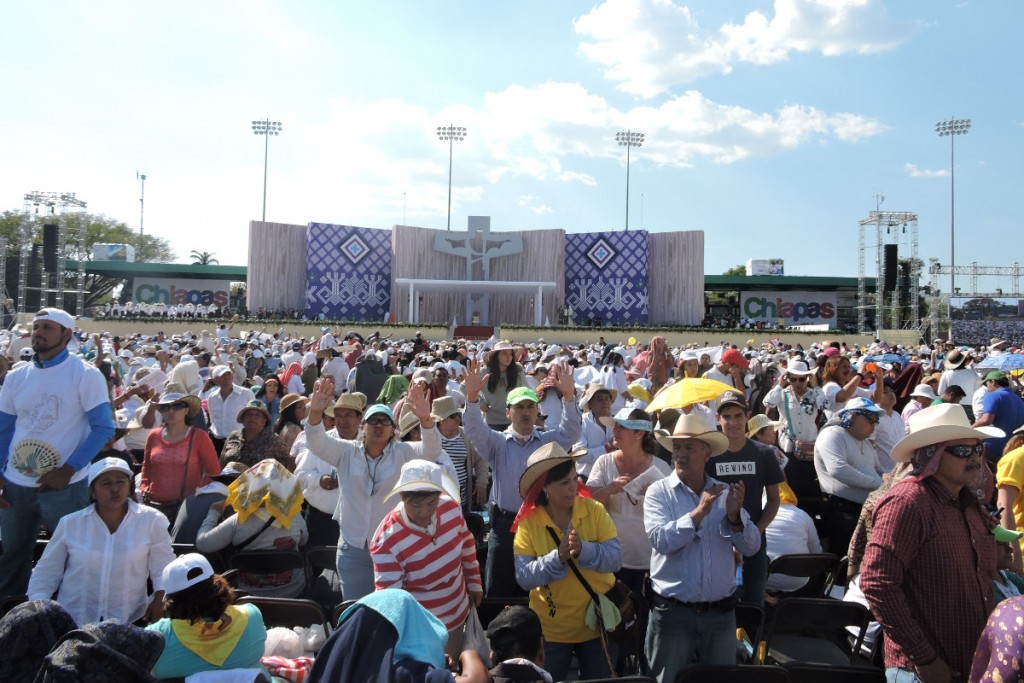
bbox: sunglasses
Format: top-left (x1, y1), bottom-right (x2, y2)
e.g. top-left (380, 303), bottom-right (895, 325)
top-left (789, 377), bottom-right (808, 382)
top-left (365, 417), bottom-right (394, 427)
top-left (944, 443), bottom-right (985, 459)
top-left (158, 403), bottom-right (188, 412)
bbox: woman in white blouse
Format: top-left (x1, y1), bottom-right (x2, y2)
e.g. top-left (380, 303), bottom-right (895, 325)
top-left (28, 457), bottom-right (175, 625)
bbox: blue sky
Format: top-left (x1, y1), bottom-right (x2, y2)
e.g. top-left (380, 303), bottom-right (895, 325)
top-left (2, 1), bottom-right (1021, 295)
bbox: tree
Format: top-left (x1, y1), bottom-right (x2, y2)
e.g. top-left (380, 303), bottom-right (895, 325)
top-left (723, 264), bottom-right (746, 276)
top-left (190, 250), bottom-right (219, 265)
top-left (0, 210), bottom-right (175, 313)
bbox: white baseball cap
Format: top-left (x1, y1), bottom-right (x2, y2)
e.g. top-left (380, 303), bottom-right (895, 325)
top-left (162, 553), bottom-right (215, 594)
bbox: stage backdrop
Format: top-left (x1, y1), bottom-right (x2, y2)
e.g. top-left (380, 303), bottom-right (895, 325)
top-left (565, 231), bottom-right (649, 325)
top-left (304, 223), bottom-right (392, 321)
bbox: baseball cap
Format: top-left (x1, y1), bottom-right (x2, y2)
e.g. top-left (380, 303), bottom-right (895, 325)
top-left (363, 404), bottom-right (396, 424)
top-left (486, 604), bottom-right (543, 649)
top-left (721, 349), bottom-right (749, 369)
top-left (33, 307), bottom-right (75, 330)
top-left (717, 391), bottom-right (748, 413)
top-left (506, 387), bottom-right (539, 406)
top-left (19, 348), bottom-right (33, 359)
top-left (211, 365), bottom-right (233, 379)
top-left (162, 553), bottom-right (215, 594)
top-left (985, 371), bottom-right (1007, 382)
top-left (87, 457), bottom-right (133, 486)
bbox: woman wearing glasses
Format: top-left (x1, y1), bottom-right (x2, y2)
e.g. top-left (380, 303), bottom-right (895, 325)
top-left (814, 397), bottom-right (887, 555)
top-left (139, 390), bottom-right (220, 523)
top-left (762, 358), bottom-right (828, 502)
top-left (587, 407), bottom-right (669, 673)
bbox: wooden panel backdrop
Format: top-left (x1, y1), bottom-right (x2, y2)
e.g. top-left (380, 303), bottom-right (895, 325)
top-left (247, 221), bottom-right (308, 313)
top-left (649, 231), bottom-right (705, 325)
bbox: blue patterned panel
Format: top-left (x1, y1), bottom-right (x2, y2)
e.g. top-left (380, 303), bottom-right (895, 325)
top-left (305, 223), bottom-right (392, 321)
top-left (565, 231), bottom-right (649, 325)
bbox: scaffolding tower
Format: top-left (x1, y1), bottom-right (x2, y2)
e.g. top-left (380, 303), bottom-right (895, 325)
top-left (857, 210), bottom-right (919, 335)
top-left (18, 192), bottom-right (88, 317)
top-left (927, 260), bottom-right (1023, 341)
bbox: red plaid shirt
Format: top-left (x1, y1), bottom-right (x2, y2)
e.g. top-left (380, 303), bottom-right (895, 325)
top-left (860, 476), bottom-right (996, 679)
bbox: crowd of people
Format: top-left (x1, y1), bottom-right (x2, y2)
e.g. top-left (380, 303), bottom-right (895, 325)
top-left (1, 307), bottom-right (1024, 682)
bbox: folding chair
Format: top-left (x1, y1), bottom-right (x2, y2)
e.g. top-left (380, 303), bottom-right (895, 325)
top-left (331, 598), bottom-right (359, 628)
top-left (784, 662), bottom-right (885, 682)
top-left (227, 548), bottom-right (307, 597)
top-left (826, 556), bottom-right (851, 598)
top-left (765, 597), bottom-right (870, 666)
top-left (675, 664), bottom-right (792, 682)
top-left (236, 595), bottom-right (329, 633)
top-left (765, 553), bottom-right (839, 601)
top-left (303, 545), bottom-right (341, 610)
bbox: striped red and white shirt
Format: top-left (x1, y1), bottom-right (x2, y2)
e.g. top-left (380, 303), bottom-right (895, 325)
top-left (370, 496), bottom-right (482, 630)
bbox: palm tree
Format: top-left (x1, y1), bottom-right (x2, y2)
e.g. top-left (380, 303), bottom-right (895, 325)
top-left (190, 250), bottom-right (219, 265)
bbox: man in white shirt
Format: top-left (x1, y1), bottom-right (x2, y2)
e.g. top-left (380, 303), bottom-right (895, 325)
top-left (203, 365), bottom-right (255, 454)
top-left (0, 308), bottom-right (116, 598)
top-left (294, 393), bottom-right (366, 546)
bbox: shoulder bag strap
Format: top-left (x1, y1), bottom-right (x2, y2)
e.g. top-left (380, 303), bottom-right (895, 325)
top-left (782, 391), bottom-right (797, 442)
top-left (545, 526), bottom-right (599, 602)
top-left (235, 516), bottom-right (276, 551)
top-left (178, 428), bottom-right (196, 502)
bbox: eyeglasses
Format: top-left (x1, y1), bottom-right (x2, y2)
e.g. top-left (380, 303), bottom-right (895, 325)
top-left (158, 403), bottom-right (188, 412)
top-left (943, 443), bottom-right (985, 459)
top-left (365, 417), bottom-right (393, 427)
top-left (861, 415), bottom-right (880, 425)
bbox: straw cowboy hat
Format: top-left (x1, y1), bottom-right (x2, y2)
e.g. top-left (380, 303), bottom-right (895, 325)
top-left (579, 383), bottom-right (618, 411)
top-left (785, 359), bottom-right (814, 376)
top-left (236, 399), bottom-right (273, 424)
top-left (156, 390), bottom-right (202, 419)
top-left (332, 392), bottom-right (368, 415)
top-left (397, 410), bottom-right (423, 439)
top-left (430, 396), bottom-right (461, 422)
top-left (279, 393), bottom-right (309, 414)
top-left (746, 414), bottom-right (782, 439)
top-left (890, 403), bottom-right (1005, 464)
top-left (655, 414), bottom-right (730, 456)
top-left (518, 443), bottom-right (588, 498)
top-left (484, 341), bottom-right (523, 366)
top-left (384, 459), bottom-right (460, 503)
top-left (944, 348), bottom-right (970, 370)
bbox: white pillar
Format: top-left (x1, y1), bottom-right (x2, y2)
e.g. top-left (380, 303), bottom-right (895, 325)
top-left (408, 284), bottom-right (415, 324)
top-left (535, 285), bottom-right (543, 326)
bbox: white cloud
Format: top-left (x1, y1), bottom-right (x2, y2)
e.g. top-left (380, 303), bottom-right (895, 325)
top-left (558, 171), bottom-right (599, 186)
top-left (575, 0), bottom-right (910, 97)
top-left (518, 195), bottom-right (555, 215)
top-left (904, 163), bottom-right (949, 179)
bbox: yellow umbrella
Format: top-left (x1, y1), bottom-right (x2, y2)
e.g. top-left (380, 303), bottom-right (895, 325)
top-left (647, 377), bottom-right (737, 412)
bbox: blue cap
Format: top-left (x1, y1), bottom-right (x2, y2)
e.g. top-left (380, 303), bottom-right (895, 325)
top-left (599, 406), bottom-right (653, 432)
top-left (363, 404), bottom-right (396, 423)
top-left (839, 397), bottom-right (884, 415)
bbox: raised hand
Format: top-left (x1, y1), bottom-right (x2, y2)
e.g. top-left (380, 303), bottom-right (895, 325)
top-left (552, 361), bottom-right (576, 401)
top-left (406, 381), bottom-right (432, 422)
top-left (309, 377), bottom-right (335, 412)
top-left (463, 358), bottom-right (488, 402)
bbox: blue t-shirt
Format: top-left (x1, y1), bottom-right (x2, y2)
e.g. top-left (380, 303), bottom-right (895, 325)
top-left (147, 602), bottom-right (267, 680)
top-left (981, 388), bottom-right (1024, 457)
